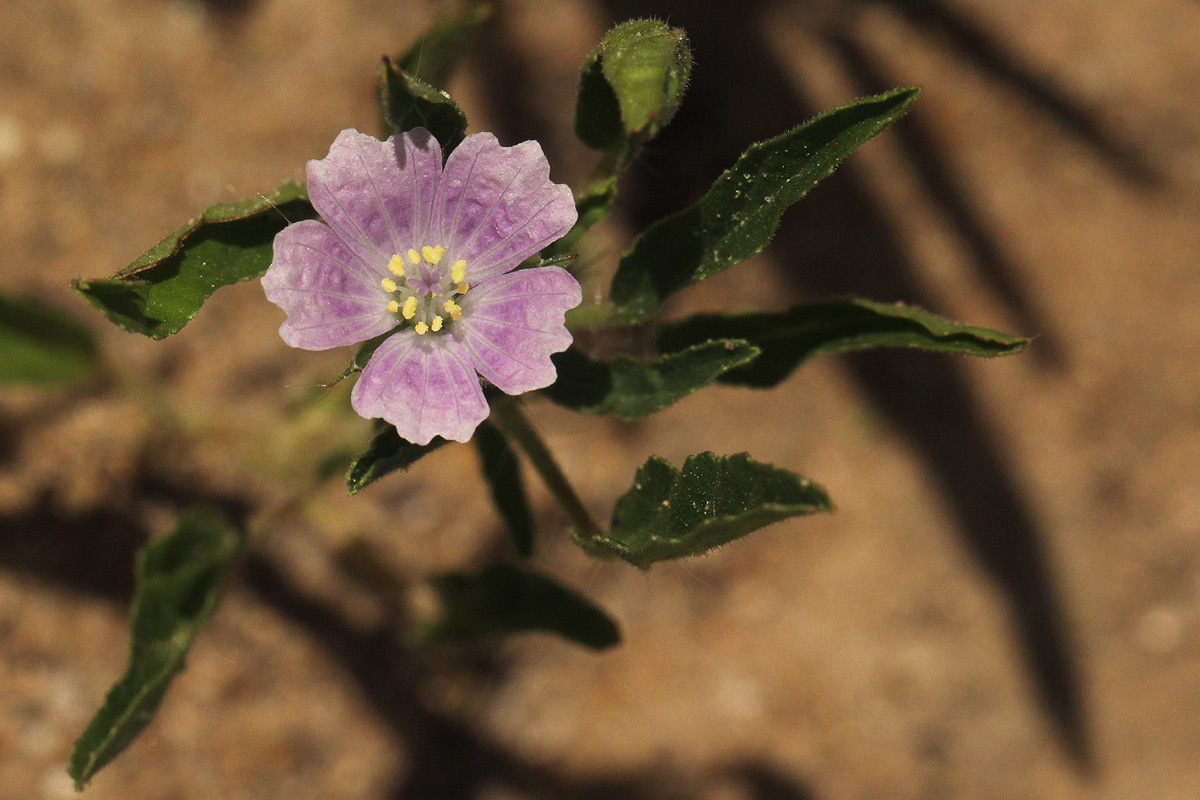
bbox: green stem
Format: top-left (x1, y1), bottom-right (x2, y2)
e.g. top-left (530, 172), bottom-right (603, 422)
top-left (490, 398), bottom-right (602, 540)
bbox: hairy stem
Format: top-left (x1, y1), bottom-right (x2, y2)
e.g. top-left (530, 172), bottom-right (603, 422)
top-left (489, 397), bottom-right (603, 540)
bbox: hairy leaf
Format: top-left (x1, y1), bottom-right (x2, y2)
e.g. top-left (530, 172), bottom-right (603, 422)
top-left (0, 293), bottom-right (97, 385)
top-left (578, 453), bottom-right (831, 568)
top-left (473, 422), bottom-right (535, 557)
top-left (610, 88), bottom-right (920, 322)
top-left (73, 181), bottom-right (316, 339)
top-left (380, 56), bottom-right (467, 152)
top-left (543, 339), bottom-right (759, 419)
top-left (575, 19), bottom-right (691, 160)
top-left (68, 509), bottom-right (243, 788)
top-left (658, 298), bottom-right (1029, 387)
top-left (347, 421), bottom-right (447, 494)
top-left (421, 564), bottom-right (619, 650)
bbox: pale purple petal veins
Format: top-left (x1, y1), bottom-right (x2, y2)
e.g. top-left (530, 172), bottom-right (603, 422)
top-left (306, 128), bottom-right (442, 268)
top-left (262, 220), bottom-right (395, 350)
top-left (456, 266), bottom-right (582, 395)
top-left (435, 134), bottom-right (578, 281)
top-left (268, 127), bottom-right (579, 443)
top-left (351, 332), bottom-right (489, 445)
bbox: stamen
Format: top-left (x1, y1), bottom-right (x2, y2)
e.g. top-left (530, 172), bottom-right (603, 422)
top-left (383, 247), bottom-right (465, 334)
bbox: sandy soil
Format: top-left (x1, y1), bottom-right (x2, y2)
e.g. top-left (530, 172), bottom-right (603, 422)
top-left (4, 0), bottom-right (1200, 798)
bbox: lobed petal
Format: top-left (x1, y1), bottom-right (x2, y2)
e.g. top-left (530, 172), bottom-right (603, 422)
top-left (456, 266), bottom-right (581, 395)
top-left (434, 133), bottom-right (577, 282)
top-left (351, 331), bottom-right (489, 445)
top-left (263, 219), bottom-right (395, 350)
top-left (307, 128), bottom-right (442, 269)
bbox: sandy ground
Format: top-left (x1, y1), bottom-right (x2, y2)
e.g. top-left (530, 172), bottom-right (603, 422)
top-left (4, 0), bottom-right (1200, 798)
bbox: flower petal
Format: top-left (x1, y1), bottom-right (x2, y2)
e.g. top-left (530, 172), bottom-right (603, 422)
top-left (307, 128), bottom-right (442, 268)
top-left (434, 133), bottom-right (577, 281)
top-left (351, 331), bottom-right (489, 445)
top-left (456, 266), bottom-right (581, 395)
top-left (262, 219), bottom-right (395, 350)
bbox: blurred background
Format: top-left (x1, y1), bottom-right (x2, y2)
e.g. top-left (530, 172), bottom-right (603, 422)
top-left (4, 0), bottom-right (1200, 797)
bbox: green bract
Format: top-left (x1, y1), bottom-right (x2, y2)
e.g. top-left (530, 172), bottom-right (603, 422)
top-left (575, 19), bottom-right (692, 164)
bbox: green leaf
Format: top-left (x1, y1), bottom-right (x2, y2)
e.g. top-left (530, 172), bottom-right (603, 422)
top-left (68, 508), bottom-right (243, 788)
top-left (609, 87), bottom-right (920, 323)
top-left (397, 2), bottom-right (492, 89)
top-left (420, 564), bottom-right (619, 650)
top-left (473, 422), bottom-right (535, 557)
top-left (73, 181), bottom-right (316, 339)
top-left (575, 19), bottom-right (692, 160)
top-left (347, 422), bottom-right (447, 494)
top-left (658, 298), bottom-right (1029, 388)
top-left (578, 453), bottom-right (831, 568)
top-left (542, 339), bottom-right (760, 419)
top-left (0, 293), bottom-right (97, 385)
top-left (541, 177), bottom-right (619, 261)
top-left (380, 56), bottom-right (468, 153)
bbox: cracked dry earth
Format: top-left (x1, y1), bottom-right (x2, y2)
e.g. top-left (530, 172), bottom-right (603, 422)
top-left (5, 0), bottom-right (1200, 798)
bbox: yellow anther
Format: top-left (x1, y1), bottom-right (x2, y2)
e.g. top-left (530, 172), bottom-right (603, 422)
top-left (381, 278), bottom-right (398, 293)
top-left (387, 254), bottom-right (407, 277)
top-left (434, 245), bottom-right (445, 259)
top-left (430, 315), bottom-right (444, 332)
top-left (401, 296), bottom-right (418, 320)
top-left (414, 321), bottom-right (429, 335)
top-left (456, 282), bottom-right (470, 294)
top-left (422, 245), bottom-right (441, 264)
top-left (406, 248), bottom-right (421, 264)
top-left (450, 260), bottom-right (466, 284)
top-left (387, 300), bottom-right (400, 314)
top-left (443, 299), bottom-right (462, 321)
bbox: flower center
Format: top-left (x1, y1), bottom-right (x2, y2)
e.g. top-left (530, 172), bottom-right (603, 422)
top-left (379, 245), bottom-right (470, 335)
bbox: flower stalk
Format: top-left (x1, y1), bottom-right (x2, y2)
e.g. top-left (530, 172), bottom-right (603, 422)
top-left (489, 397), bottom-right (603, 541)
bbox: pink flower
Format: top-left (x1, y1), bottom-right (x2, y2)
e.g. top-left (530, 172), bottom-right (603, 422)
top-left (262, 128), bottom-right (581, 445)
